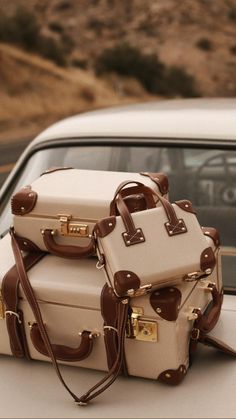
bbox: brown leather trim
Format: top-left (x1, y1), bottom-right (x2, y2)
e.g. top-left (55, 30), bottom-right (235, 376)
top-left (202, 227), bottom-right (220, 247)
top-left (114, 270), bottom-right (141, 297)
top-left (40, 166), bottom-right (73, 176)
top-left (165, 218), bottom-right (187, 236)
top-left (150, 287), bottom-right (182, 321)
top-left (101, 284), bottom-right (128, 375)
top-left (157, 365), bottom-right (187, 385)
top-left (122, 227), bottom-right (145, 246)
top-left (174, 200), bottom-right (196, 214)
top-left (200, 247), bottom-right (216, 273)
top-left (94, 216), bottom-right (116, 238)
top-left (15, 235), bottom-right (42, 252)
top-left (140, 172), bottom-right (169, 195)
top-left (11, 186), bottom-right (37, 216)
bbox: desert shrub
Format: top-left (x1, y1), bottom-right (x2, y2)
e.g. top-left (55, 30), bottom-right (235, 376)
top-left (164, 66), bottom-right (199, 97)
top-left (0, 7), bottom-right (68, 66)
top-left (95, 43), bottom-right (165, 93)
top-left (230, 45), bottom-right (236, 55)
top-left (49, 21), bottom-right (64, 33)
top-left (95, 43), bottom-right (199, 97)
top-left (196, 38), bottom-right (213, 51)
top-left (72, 58), bottom-right (88, 69)
top-left (39, 37), bottom-right (67, 66)
top-left (0, 7), bottom-right (40, 49)
top-left (228, 7), bottom-right (236, 21)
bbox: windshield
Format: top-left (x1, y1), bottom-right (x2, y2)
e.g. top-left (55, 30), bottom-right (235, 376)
top-left (1, 143), bottom-right (236, 290)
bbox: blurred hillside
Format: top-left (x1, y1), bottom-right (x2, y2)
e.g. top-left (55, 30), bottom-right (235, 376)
top-left (0, 0), bottom-right (236, 140)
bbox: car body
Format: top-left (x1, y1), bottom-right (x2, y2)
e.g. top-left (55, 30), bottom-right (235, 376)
top-left (0, 98), bottom-right (236, 418)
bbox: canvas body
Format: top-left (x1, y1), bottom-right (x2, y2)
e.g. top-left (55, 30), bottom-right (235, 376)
top-left (11, 169), bottom-right (168, 252)
top-left (95, 201), bottom-right (217, 297)
top-left (0, 233), bottom-right (222, 383)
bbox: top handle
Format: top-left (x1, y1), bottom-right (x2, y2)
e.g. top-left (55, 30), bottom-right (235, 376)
top-left (114, 182), bottom-right (187, 247)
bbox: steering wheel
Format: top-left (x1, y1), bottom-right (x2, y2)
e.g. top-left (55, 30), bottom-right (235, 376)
top-left (194, 152), bottom-right (236, 206)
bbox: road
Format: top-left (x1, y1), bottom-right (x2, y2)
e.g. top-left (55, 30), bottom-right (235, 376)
top-left (0, 140), bottom-right (30, 187)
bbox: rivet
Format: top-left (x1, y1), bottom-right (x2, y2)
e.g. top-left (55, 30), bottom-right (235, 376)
top-left (21, 206), bottom-right (25, 212)
top-left (165, 373), bottom-right (171, 378)
top-left (108, 223), bottom-right (113, 227)
top-left (169, 231), bottom-right (173, 234)
top-left (28, 193), bottom-right (34, 198)
top-left (185, 204), bottom-right (189, 208)
top-left (156, 307), bottom-right (162, 313)
top-left (178, 220), bottom-right (182, 224)
top-left (204, 254), bottom-right (208, 258)
top-left (181, 227), bottom-right (186, 231)
top-left (169, 288), bottom-right (175, 292)
top-left (23, 241), bottom-right (28, 246)
top-left (127, 274), bottom-right (131, 278)
top-left (166, 222), bottom-right (170, 226)
top-left (205, 231), bottom-right (210, 234)
top-left (127, 240), bottom-right (131, 245)
top-left (137, 229), bottom-right (141, 233)
top-left (124, 233), bottom-right (128, 237)
top-left (140, 237), bottom-right (144, 241)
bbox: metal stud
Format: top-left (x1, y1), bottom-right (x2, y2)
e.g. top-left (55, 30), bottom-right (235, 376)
top-left (127, 274), bottom-right (131, 278)
top-left (169, 231), bottom-right (173, 234)
top-left (204, 254), bottom-right (209, 258)
top-left (21, 207), bottom-right (25, 212)
top-left (23, 241), bottom-right (28, 246)
top-left (165, 373), bottom-right (171, 378)
top-left (28, 193), bottom-right (34, 198)
top-left (108, 223), bottom-right (113, 227)
top-left (185, 204), bottom-right (189, 208)
top-left (140, 237), bottom-right (144, 241)
top-left (181, 227), bottom-right (186, 231)
top-left (156, 307), bottom-right (162, 314)
top-left (127, 240), bottom-right (131, 245)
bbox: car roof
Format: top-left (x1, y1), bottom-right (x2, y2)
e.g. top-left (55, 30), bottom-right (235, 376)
top-left (33, 98), bottom-right (236, 145)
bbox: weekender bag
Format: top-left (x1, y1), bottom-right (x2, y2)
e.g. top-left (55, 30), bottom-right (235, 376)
top-left (11, 168), bottom-right (168, 258)
top-left (1, 230), bottom-right (231, 407)
top-left (95, 181), bottom-right (217, 297)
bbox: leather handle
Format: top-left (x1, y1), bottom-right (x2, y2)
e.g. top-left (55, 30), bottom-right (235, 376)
top-left (42, 229), bottom-right (95, 259)
top-left (110, 185), bottom-right (157, 216)
top-left (114, 182), bottom-right (186, 245)
top-left (30, 324), bottom-right (95, 362)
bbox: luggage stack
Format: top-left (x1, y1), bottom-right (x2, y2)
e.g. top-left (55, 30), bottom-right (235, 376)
top-left (0, 167), bottom-right (234, 406)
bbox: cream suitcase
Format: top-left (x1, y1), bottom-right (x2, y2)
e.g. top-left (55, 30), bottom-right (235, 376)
top-left (95, 184), bottom-right (217, 297)
top-left (11, 168), bottom-right (168, 258)
top-left (0, 231), bottom-right (222, 392)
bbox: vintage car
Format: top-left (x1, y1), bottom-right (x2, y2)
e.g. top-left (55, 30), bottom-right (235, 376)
top-left (0, 98), bottom-right (235, 418)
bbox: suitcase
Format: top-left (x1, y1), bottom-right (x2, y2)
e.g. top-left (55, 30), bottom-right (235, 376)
top-left (11, 168), bottom-right (168, 258)
top-left (95, 183), bottom-right (217, 297)
top-left (0, 230), bottom-right (223, 394)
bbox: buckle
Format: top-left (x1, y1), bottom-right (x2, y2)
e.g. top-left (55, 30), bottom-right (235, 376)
top-left (191, 328), bottom-right (200, 340)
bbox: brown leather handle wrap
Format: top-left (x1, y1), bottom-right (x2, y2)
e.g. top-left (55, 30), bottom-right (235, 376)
top-left (30, 325), bottom-right (94, 362)
top-left (110, 184), bottom-right (156, 216)
top-left (42, 229), bottom-right (95, 259)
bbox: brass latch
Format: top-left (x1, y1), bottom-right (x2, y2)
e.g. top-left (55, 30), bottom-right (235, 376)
top-left (126, 307), bottom-right (158, 342)
top-left (59, 214), bottom-right (89, 238)
top-left (0, 291), bottom-right (5, 320)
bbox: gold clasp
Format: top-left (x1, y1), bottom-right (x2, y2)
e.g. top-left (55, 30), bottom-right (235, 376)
top-left (126, 307), bottom-right (158, 342)
top-left (58, 214), bottom-right (89, 238)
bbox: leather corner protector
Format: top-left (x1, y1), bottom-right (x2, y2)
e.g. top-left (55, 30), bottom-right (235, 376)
top-left (158, 365), bottom-right (187, 385)
top-left (122, 228), bottom-right (145, 246)
top-left (40, 166), bottom-right (73, 176)
top-left (140, 172), bottom-right (169, 195)
top-left (165, 219), bottom-right (187, 236)
top-left (94, 216), bottom-right (116, 238)
top-left (174, 200), bottom-right (196, 214)
top-left (201, 227), bottom-right (220, 247)
top-left (200, 247), bottom-right (216, 273)
top-left (11, 186), bottom-right (37, 216)
top-left (150, 287), bottom-right (182, 321)
top-left (114, 270), bottom-right (141, 297)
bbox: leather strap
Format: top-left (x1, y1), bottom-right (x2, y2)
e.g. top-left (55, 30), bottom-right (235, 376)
top-left (10, 228), bottom-right (129, 405)
top-left (1, 251), bottom-right (45, 358)
top-left (101, 284), bottom-right (128, 375)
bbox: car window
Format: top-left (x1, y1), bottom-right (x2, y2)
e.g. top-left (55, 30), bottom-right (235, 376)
top-left (0, 143), bottom-right (235, 290)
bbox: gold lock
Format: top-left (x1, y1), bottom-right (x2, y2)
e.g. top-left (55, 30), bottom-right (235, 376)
top-left (126, 307), bottom-right (158, 342)
top-left (59, 215), bottom-right (89, 238)
top-left (0, 291), bottom-right (5, 320)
